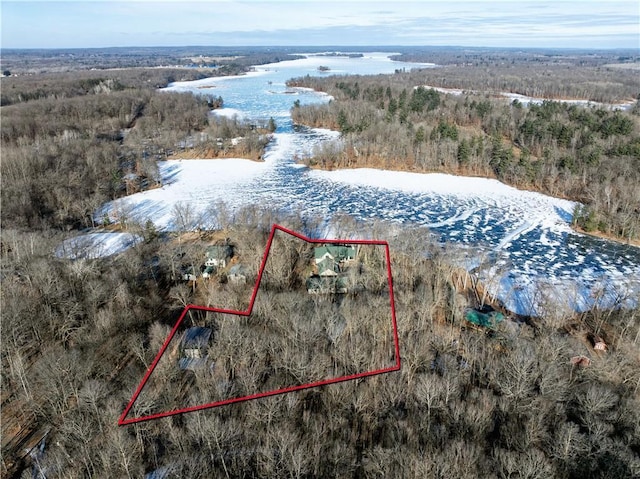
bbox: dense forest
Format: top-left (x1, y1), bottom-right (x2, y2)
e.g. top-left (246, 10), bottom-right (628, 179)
top-left (287, 67), bottom-right (640, 242)
top-left (2, 210), bottom-right (639, 477)
top-left (1, 50), bottom-right (639, 478)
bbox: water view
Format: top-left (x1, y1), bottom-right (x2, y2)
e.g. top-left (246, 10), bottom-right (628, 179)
top-left (98, 52), bottom-right (640, 316)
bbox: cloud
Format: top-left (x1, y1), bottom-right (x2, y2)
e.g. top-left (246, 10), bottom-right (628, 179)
top-left (2, 1), bottom-right (638, 49)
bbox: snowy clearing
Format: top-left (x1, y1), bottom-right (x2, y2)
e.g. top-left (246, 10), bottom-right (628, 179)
top-left (420, 85), bottom-right (635, 110)
top-left (55, 232), bottom-right (142, 260)
top-left (97, 158), bottom-right (268, 230)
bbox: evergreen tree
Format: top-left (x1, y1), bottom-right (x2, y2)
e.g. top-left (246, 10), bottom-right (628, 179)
top-left (267, 117), bottom-right (277, 133)
top-left (337, 110), bottom-right (350, 133)
top-left (457, 139), bottom-right (470, 165)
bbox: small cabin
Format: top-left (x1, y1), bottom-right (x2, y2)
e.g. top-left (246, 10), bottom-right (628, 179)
top-left (179, 327), bottom-right (212, 371)
top-left (181, 265), bottom-right (198, 282)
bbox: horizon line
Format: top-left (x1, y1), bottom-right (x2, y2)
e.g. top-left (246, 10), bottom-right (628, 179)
top-left (3, 44), bottom-right (639, 52)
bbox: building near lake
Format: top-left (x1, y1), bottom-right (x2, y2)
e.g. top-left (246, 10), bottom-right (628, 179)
top-left (205, 244), bottom-right (232, 268)
top-left (314, 245), bottom-right (356, 273)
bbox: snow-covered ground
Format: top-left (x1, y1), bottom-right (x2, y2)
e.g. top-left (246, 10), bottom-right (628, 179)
top-left (421, 85), bottom-right (636, 110)
top-left (55, 232), bottom-right (142, 260)
top-left (210, 107), bottom-right (245, 120)
top-left (97, 158), bottom-right (269, 230)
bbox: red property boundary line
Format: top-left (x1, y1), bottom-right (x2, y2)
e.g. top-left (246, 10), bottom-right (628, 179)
top-left (119, 224), bottom-right (401, 425)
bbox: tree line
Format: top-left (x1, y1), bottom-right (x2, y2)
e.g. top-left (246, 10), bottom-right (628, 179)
top-left (0, 46), bottom-right (306, 76)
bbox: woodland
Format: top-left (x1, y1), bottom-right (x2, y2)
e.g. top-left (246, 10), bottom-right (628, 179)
top-left (1, 49), bottom-right (639, 478)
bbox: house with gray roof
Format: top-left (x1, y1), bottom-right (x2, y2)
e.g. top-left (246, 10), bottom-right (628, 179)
top-left (179, 327), bottom-right (212, 371)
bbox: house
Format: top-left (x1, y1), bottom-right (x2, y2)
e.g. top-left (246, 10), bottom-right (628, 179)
top-left (201, 265), bottom-right (216, 279)
top-left (179, 327), bottom-right (212, 371)
top-left (181, 265), bottom-right (198, 282)
top-left (314, 245), bottom-right (356, 275)
top-left (228, 264), bottom-right (248, 284)
top-left (205, 244), bottom-right (232, 268)
top-left (307, 245), bottom-right (356, 293)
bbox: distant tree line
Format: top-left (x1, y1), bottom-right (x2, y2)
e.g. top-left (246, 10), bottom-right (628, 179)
top-left (390, 47), bottom-right (640, 69)
top-left (0, 47), bottom-right (306, 75)
top-left (1, 68), bottom-right (224, 106)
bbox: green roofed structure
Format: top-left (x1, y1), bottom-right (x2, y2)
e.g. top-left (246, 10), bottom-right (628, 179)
top-left (464, 309), bottom-right (505, 329)
top-left (314, 245), bottom-right (356, 274)
top-left (314, 245), bottom-right (356, 264)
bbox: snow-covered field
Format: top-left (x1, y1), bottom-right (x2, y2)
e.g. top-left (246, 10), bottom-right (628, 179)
top-left (210, 107), bottom-right (245, 120)
top-left (55, 232), bottom-right (142, 260)
top-left (97, 158), bottom-right (268, 230)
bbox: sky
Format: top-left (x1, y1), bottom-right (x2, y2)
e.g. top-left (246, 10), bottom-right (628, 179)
top-left (2, 0), bottom-right (639, 49)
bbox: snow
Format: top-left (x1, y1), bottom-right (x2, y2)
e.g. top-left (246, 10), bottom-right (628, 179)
top-left (310, 168), bottom-right (531, 197)
top-left (481, 265), bottom-right (640, 317)
top-left (421, 85), bottom-right (635, 110)
top-left (164, 69), bottom-right (269, 91)
top-left (210, 108), bottom-right (245, 119)
top-left (96, 158), bottom-right (268, 230)
top-left (55, 232), bottom-right (142, 259)
top-left (310, 167), bottom-right (576, 233)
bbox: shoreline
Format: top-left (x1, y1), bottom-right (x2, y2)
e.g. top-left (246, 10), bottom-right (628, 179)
top-left (168, 149), bottom-right (264, 162)
top-left (299, 154), bottom-right (639, 248)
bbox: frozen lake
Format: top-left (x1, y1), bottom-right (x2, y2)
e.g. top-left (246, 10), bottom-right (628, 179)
top-left (98, 52), bottom-right (640, 316)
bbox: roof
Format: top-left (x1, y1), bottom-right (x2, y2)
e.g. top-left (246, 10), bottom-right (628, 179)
top-left (314, 245), bottom-right (356, 262)
top-left (178, 357), bottom-right (210, 371)
top-left (206, 244), bottom-right (232, 259)
top-left (145, 466), bottom-right (172, 479)
top-left (181, 327), bottom-right (212, 348)
top-left (317, 257), bottom-right (338, 276)
top-left (464, 309), bottom-right (504, 329)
